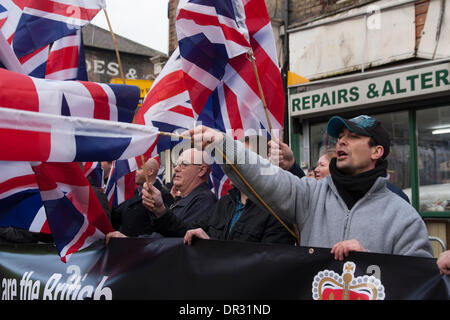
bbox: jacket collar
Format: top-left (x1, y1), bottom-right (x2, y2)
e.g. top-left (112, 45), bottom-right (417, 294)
top-left (176, 182), bottom-right (211, 207)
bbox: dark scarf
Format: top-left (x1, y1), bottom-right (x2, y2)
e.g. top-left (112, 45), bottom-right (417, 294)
top-left (329, 158), bottom-right (388, 210)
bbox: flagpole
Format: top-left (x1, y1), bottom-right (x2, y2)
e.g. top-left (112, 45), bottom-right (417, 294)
top-left (248, 49), bottom-right (272, 133)
top-left (248, 50), bottom-right (300, 244)
top-left (172, 133), bottom-right (297, 240)
top-left (104, 8), bottom-right (155, 191)
top-left (103, 8), bottom-right (126, 84)
top-left (216, 146), bottom-right (297, 240)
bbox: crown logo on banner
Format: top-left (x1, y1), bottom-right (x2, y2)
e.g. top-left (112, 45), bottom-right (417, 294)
top-left (312, 262), bottom-right (385, 300)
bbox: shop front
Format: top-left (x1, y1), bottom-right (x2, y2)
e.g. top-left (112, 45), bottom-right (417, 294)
top-left (288, 59), bottom-right (450, 256)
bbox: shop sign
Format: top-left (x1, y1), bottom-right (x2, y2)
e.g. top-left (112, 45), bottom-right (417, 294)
top-left (290, 63), bottom-right (450, 117)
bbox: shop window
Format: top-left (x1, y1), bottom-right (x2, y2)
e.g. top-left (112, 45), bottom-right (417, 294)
top-left (310, 123), bottom-right (336, 166)
top-left (416, 106), bottom-right (450, 212)
top-left (371, 112), bottom-right (410, 190)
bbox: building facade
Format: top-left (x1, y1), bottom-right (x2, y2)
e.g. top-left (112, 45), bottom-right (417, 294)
top-left (82, 24), bottom-right (168, 104)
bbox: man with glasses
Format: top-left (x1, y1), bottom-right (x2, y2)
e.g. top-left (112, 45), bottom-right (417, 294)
top-left (159, 148), bottom-right (217, 224)
top-left (106, 148), bottom-right (216, 243)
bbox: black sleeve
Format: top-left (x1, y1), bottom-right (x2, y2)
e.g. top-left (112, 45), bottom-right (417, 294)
top-left (152, 210), bottom-right (191, 237)
top-left (288, 161), bottom-right (305, 179)
top-left (160, 188), bottom-right (175, 207)
top-left (260, 214), bottom-right (297, 245)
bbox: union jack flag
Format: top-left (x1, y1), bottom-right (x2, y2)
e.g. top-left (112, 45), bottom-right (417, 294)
top-left (0, 0), bottom-right (103, 76)
top-left (45, 28), bottom-right (87, 80)
top-left (176, 0), bottom-right (250, 116)
top-left (135, 47), bottom-right (195, 152)
top-left (0, 0), bottom-right (103, 57)
top-left (137, 0), bottom-right (284, 198)
top-left (82, 161), bottom-right (103, 188)
top-left (31, 162), bottom-right (113, 262)
top-left (197, 0), bottom-right (284, 136)
top-left (0, 107), bottom-right (159, 162)
top-left (0, 161), bottom-right (49, 234)
top-left (0, 67), bottom-right (139, 121)
top-left (0, 66), bottom-right (144, 243)
top-left (105, 159), bottom-right (138, 209)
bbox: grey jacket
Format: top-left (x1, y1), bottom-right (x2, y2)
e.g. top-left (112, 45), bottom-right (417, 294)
top-left (216, 136), bottom-right (433, 258)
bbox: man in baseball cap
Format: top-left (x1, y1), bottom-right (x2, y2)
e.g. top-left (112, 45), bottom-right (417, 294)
top-left (325, 115), bottom-right (390, 177)
top-left (327, 115), bottom-right (390, 158)
top-left (181, 120), bottom-right (433, 260)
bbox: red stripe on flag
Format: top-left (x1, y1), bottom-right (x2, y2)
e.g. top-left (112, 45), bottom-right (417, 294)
top-left (81, 82), bottom-right (110, 120)
top-left (42, 162), bottom-right (91, 187)
top-left (183, 72), bottom-right (212, 115)
top-left (13, 0), bottom-right (100, 21)
top-left (177, 9), bottom-right (220, 27)
top-left (168, 105), bottom-right (194, 118)
top-left (0, 128), bottom-right (51, 161)
top-left (177, 9), bottom-right (249, 47)
top-left (244, 0), bottom-right (270, 34)
top-left (0, 68), bottom-right (40, 112)
top-left (0, 174), bottom-right (37, 194)
top-left (243, 0), bottom-right (284, 126)
top-left (141, 70), bottom-right (186, 109)
top-left (41, 220), bottom-right (51, 234)
top-left (250, 40), bottom-right (284, 125)
top-left (223, 83), bottom-right (243, 134)
top-left (62, 223), bottom-right (97, 262)
top-left (221, 24), bottom-right (250, 47)
top-left (18, 45), bottom-right (48, 64)
top-left (45, 46), bottom-right (79, 75)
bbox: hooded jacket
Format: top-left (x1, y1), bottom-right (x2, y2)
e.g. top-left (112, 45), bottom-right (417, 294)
top-left (216, 136), bottom-right (433, 258)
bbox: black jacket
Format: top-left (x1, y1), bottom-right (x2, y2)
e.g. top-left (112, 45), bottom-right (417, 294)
top-left (111, 180), bottom-right (174, 236)
top-left (168, 182), bottom-right (217, 224)
top-left (154, 188), bottom-right (296, 245)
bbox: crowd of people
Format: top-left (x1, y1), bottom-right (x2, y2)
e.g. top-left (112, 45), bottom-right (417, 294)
top-left (104, 114), bottom-right (450, 275)
top-left (1, 113), bottom-right (448, 276)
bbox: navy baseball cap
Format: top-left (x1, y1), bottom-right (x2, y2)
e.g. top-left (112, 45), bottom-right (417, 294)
top-left (326, 115), bottom-right (390, 158)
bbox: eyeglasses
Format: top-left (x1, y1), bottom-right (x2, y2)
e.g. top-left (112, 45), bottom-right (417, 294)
top-left (175, 160), bottom-right (203, 170)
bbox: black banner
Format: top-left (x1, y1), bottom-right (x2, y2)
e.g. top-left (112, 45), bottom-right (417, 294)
top-left (0, 238), bottom-right (449, 302)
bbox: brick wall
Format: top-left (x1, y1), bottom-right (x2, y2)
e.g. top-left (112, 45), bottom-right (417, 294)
top-left (415, 0), bottom-right (431, 52)
top-left (168, 0), bottom-right (179, 55)
top-left (288, 0), bottom-right (377, 27)
top-left (84, 48), bottom-right (154, 83)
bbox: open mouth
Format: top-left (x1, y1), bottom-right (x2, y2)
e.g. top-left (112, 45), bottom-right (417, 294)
top-left (337, 150), bottom-right (348, 160)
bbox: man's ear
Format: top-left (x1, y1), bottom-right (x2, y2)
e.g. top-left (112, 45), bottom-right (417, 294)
top-left (198, 165), bottom-right (209, 179)
top-left (371, 145), bottom-right (384, 160)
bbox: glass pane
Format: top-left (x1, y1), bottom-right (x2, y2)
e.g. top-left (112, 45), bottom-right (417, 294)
top-left (417, 106), bottom-right (450, 212)
top-left (372, 112), bottom-right (410, 190)
top-left (310, 123), bottom-right (336, 166)
top-left (309, 111), bottom-right (410, 192)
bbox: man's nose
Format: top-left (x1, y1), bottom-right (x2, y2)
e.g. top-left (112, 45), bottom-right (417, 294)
top-left (337, 135), bottom-right (347, 146)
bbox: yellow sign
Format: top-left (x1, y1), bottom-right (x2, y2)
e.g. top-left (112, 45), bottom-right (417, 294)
top-left (288, 71), bottom-right (309, 86)
top-left (110, 78), bottom-right (154, 105)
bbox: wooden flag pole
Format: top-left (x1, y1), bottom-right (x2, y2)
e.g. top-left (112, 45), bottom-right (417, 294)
top-left (170, 132), bottom-right (297, 239)
top-left (248, 50), bottom-right (301, 244)
top-left (248, 49), bottom-right (272, 133)
top-left (215, 146), bottom-right (297, 240)
top-left (140, 155), bottom-right (150, 187)
top-left (104, 8), bottom-right (154, 191)
top-left (103, 8), bottom-right (126, 84)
